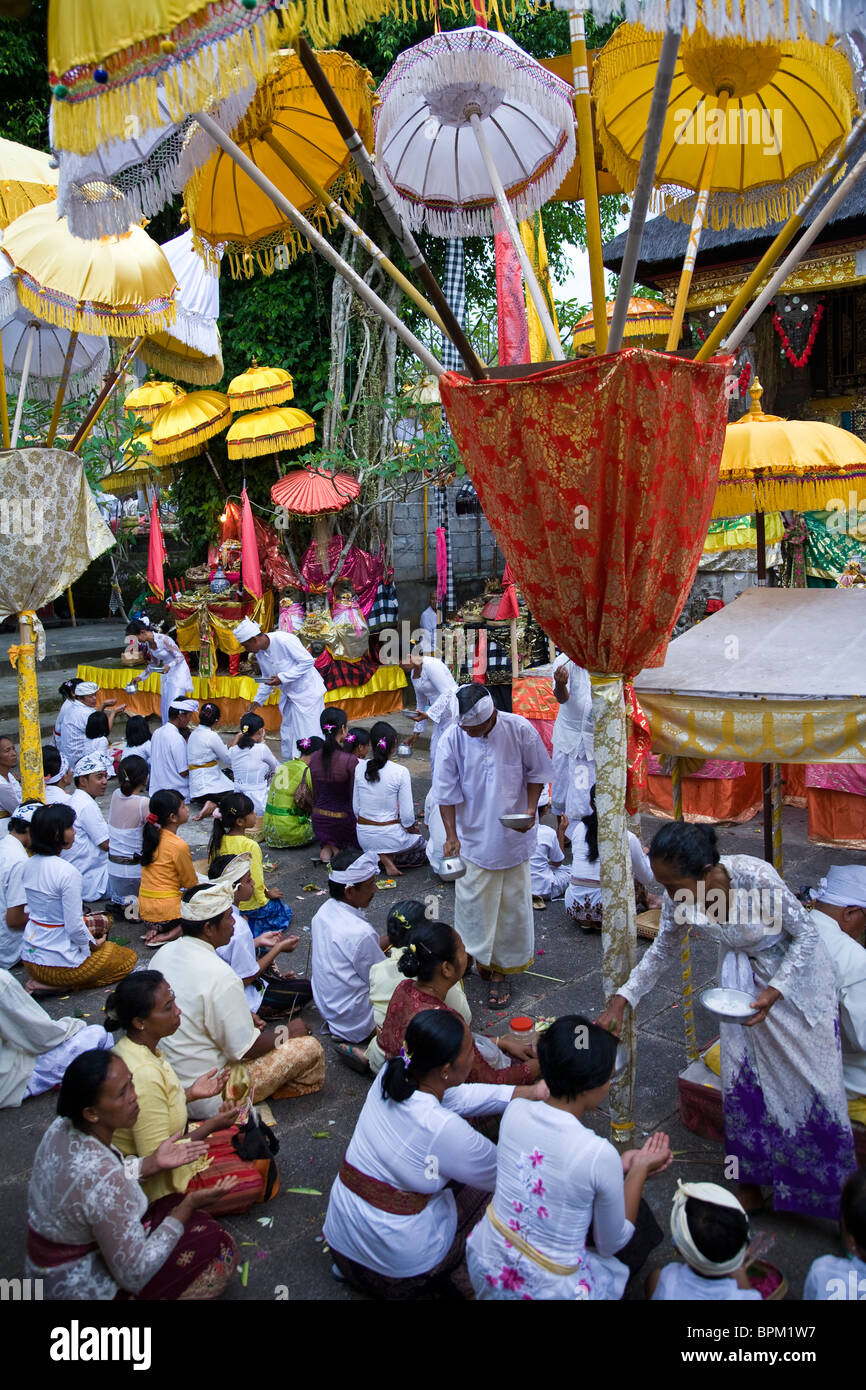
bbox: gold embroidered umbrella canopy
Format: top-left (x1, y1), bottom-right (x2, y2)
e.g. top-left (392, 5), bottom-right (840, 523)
top-left (226, 405), bottom-right (314, 460)
top-left (151, 390), bottom-right (230, 463)
top-left (593, 18), bottom-right (854, 348)
top-left (124, 381), bottom-right (183, 423)
top-left (571, 297), bottom-right (674, 354)
top-left (228, 363), bottom-right (294, 412)
top-left (184, 48), bottom-right (376, 277)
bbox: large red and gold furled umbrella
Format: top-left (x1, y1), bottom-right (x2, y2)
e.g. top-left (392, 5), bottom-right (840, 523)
top-left (440, 349), bottom-right (730, 1131)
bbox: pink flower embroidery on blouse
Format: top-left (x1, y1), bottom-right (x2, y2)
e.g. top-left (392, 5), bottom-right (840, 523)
top-left (512, 1200), bottom-right (524, 1213)
top-left (509, 1218), bottom-right (522, 1232)
top-left (485, 1274), bottom-right (499, 1289)
top-left (531, 1178), bottom-right (545, 1196)
top-left (529, 1149), bottom-right (544, 1168)
top-left (499, 1266), bottom-right (525, 1292)
top-left (536, 1206), bottom-right (550, 1220)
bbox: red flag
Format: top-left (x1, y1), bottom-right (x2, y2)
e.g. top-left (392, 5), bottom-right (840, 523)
top-left (496, 563), bottom-right (520, 620)
top-left (147, 495), bottom-right (167, 600)
top-left (241, 486), bottom-right (263, 600)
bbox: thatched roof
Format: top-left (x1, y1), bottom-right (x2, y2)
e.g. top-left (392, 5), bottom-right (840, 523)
top-left (602, 179), bottom-right (866, 285)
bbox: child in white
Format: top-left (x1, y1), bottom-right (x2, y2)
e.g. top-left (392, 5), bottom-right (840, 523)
top-left (804, 1170), bottom-right (866, 1300)
top-left (107, 756), bottom-right (150, 907)
top-left (229, 712), bottom-right (277, 817)
top-left (530, 815), bottom-right (570, 900)
top-left (648, 1181), bottom-right (761, 1301)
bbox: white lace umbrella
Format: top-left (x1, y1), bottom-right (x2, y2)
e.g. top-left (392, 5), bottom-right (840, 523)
top-left (55, 85), bottom-right (256, 240)
top-left (376, 26), bottom-right (575, 357)
top-left (580, 1), bottom-right (866, 39)
top-left (139, 230), bottom-right (223, 387)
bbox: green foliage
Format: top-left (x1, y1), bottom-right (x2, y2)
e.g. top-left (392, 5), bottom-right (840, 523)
top-left (0, 0), bottom-right (49, 147)
top-left (217, 258), bottom-right (335, 401)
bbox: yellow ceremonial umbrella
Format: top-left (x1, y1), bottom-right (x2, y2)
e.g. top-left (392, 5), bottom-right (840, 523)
top-left (227, 362), bottom-right (294, 412)
top-left (124, 381), bottom-right (184, 423)
top-left (151, 390), bottom-right (231, 464)
top-left (184, 48), bottom-right (376, 277)
top-left (226, 405), bottom-right (315, 461)
top-left (593, 19), bottom-right (854, 348)
top-left (571, 297), bottom-right (674, 354)
top-left (140, 331), bottom-right (224, 388)
top-left (100, 437), bottom-right (176, 497)
top-left (0, 135), bottom-right (57, 227)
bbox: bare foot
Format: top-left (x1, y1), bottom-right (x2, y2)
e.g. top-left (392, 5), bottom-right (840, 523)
top-left (487, 973), bottom-right (510, 1009)
top-left (736, 1183), bottom-right (767, 1212)
top-left (319, 846), bottom-right (334, 864)
top-left (193, 800), bottom-right (217, 822)
top-left (24, 979), bottom-right (61, 997)
top-left (379, 855), bottom-right (402, 877)
top-left (144, 925), bottom-right (182, 947)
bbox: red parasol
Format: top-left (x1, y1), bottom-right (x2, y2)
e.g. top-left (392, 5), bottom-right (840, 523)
top-left (439, 348), bottom-right (729, 1134)
top-left (271, 467), bottom-right (360, 517)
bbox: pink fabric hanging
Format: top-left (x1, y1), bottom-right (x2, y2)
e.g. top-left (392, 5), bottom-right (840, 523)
top-left (147, 496), bottom-right (166, 599)
top-left (495, 231), bottom-right (530, 366)
top-left (435, 525), bottom-right (447, 604)
top-left (240, 487), bottom-right (263, 600)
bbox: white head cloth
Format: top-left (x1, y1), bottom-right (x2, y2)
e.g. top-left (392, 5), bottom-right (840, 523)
top-left (212, 852), bottom-right (253, 890)
top-left (180, 883), bottom-right (235, 922)
top-left (170, 698), bottom-right (199, 713)
top-left (13, 801), bottom-right (43, 823)
top-left (233, 619), bottom-right (261, 643)
top-left (329, 850), bottom-right (380, 886)
top-left (670, 1180), bottom-right (748, 1278)
top-left (457, 685), bottom-right (495, 728)
top-left (813, 865), bottom-right (866, 910)
top-left (75, 681), bottom-right (99, 697)
top-left (46, 755), bottom-right (69, 785)
top-left (74, 752), bottom-right (108, 777)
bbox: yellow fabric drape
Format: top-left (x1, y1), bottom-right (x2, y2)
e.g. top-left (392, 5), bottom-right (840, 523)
top-left (637, 692), bottom-right (866, 763)
top-left (75, 660), bottom-right (407, 708)
top-left (172, 593), bottom-right (274, 654)
top-left (519, 213), bottom-right (560, 364)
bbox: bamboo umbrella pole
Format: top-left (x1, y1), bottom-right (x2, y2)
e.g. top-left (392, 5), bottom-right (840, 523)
top-left (263, 135), bottom-right (450, 339)
top-left (0, 332), bottom-right (10, 448)
top-left (10, 321), bottom-right (36, 447)
top-left (467, 109), bottom-right (565, 360)
top-left (720, 144), bottom-right (866, 359)
top-left (46, 330), bottom-right (79, 447)
top-left (664, 93), bottom-right (730, 352)
top-left (608, 27), bottom-right (682, 353)
top-left (204, 448), bottom-right (228, 495)
top-left (295, 36), bottom-right (485, 381)
top-left (569, 5), bottom-right (607, 353)
top-left (696, 112), bottom-right (866, 363)
top-left (195, 112), bottom-right (445, 380)
top-left (70, 337), bottom-right (143, 454)
top-left (15, 610), bottom-right (45, 802)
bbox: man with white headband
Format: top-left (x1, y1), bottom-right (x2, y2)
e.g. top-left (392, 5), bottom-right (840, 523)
top-left (0, 802), bottom-right (41, 971)
top-left (57, 680), bottom-right (120, 772)
top-left (648, 1182), bottom-right (759, 1301)
top-left (152, 882), bottom-right (324, 1118)
top-left (310, 849), bottom-right (387, 1071)
top-left (810, 865), bottom-right (866, 1119)
top-left (149, 699), bottom-right (197, 801)
top-left (432, 684), bottom-right (552, 1009)
top-left (233, 619), bottom-right (326, 763)
top-left (61, 755), bottom-right (110, 904)
top-left (42, 746), bottom-right (73, 804)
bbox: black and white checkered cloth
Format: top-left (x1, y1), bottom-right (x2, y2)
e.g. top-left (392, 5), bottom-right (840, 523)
top-left (368, 581), bottom-right (399, 629)
top-left (435, 238), bottom-right (468, 616)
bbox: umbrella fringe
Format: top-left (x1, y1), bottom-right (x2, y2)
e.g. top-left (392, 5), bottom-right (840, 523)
top-left (228, 385), bottom-right (295, 412)
top-left (61, 184), bottom-right (137, 241)
top-left (227, 425), bottom-right (315, 459)
top-left (570, 0), bottom-right (837, 42)
top-left (662, 153), bottom-right (846, 231)
top-left (0, 187), bottom-right (56, 226)
top-left (6, 345), bottom-right (110, 403)
top-left (391, 146), bottom-right (569, 239)
top-left (714, 472), bottom-right (866, 517)
top-left (169, 303), bottom-right (221, 358)
top-left (50, 9), bottom-right (278, 157)
top-left (139, 338), bottom-right (224, 387)
top-left (152, 411), bottom-right (230, 460)
top-left (573, 314), bottom-right (672, 348)
top-left (0, 277), bottom-right (18, 324)
top-left (15, 277), bottom-right (176, 339)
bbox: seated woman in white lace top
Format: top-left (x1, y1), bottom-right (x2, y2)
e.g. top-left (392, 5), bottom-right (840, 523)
top-left (26, 1049), bottom-right (238, 1300)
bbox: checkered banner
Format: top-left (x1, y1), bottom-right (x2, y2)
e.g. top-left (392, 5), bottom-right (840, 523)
top-left (436, 238), bottom-right (467, 615)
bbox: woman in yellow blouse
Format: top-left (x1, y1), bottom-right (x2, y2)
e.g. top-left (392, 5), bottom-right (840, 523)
top-left (107, 971), bottom-right (264, 1211)
top-left (207, 791), bottom-right (294, 938)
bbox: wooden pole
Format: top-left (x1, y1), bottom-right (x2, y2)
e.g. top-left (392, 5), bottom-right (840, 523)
top-left (664, 93), bottom-right (729, 352)
top-left (204, 448), bottom-right (228, 495)
top-left (66, 586), bottom-right (77, 628)
top-left (46, 330), bottom-right (79, 447)
top-left (423, 486), bottom-right (428, 580)
top-left (295, 36), bottom-right (485, 382)
top-left (194, 111), bottom-right (446, 379)
top-left (755, 510), bottom-right (767, 585)
top-left (70, 337), bottom-right (143, 454)
top-left (263, 135), bottom-right (450, 339)
top-left (467, 109), bottom-right (565, 360)
top-left (10, 322), bottom-right (37, 448)
top-left (0, 325), bottom-right (10, 449)
top-left (569, 6), bottom-right (607, 353)
top-left (761, 762), bottom-right (774, 865)
top-left (607, 27), bottom-right (682, 353)
top-left (696, 112), bottom-right (866, 363)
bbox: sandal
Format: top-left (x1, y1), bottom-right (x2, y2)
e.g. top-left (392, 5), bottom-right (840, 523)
top-left (487, 980), bottom-right (510, 1009)
top-left (332, 1041), bottom-right (371, 1075)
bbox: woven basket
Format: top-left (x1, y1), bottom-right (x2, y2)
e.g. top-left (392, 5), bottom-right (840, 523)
top-left (636, 908), bottom-right (661, 940)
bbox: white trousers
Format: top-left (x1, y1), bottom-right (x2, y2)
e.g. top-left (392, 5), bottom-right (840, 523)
top-left (454, 859), bottom-right (534, 974)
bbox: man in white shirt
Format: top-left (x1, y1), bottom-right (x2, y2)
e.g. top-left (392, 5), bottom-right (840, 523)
top-left (310, 849), bottom-right (386, 1066)
top-left (551, 655), bottom-right (595, 826)
top-left (235, 619), bottom-right (327, 761)
top-left (0, 968), bottom-right (112, 1108)
top-left (0, 802), bottom-right (39, 970)
top-left (809, 865), bottom-right (866, 1113)
top-left (152, 881), bottom-right (324, 1118)
top-left (42, 746), bottom-right (73, 804)
top-left (418, 591), bottom-right (439, 654)
top-left (405, 651), bottom-right (458, 774)
top-left (61, 755), bottom-right (110, 904)
top-left (433, 684), bottom-right (552, 1008)
top-left (148, 699), bottom-right (196, 800)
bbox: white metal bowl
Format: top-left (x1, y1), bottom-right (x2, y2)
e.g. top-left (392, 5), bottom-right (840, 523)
top-left (700, 987), bottom-right (759, 1021)
top-left (438, 856), bottom-right (467, 881)
top-left (499, 812), bottom-right (535, 832)
top-left (397, 743), bottom-right (412, 757)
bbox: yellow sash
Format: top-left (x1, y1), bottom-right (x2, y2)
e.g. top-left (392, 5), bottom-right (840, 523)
top-left (485, 1203), bottom-right (582, 1277)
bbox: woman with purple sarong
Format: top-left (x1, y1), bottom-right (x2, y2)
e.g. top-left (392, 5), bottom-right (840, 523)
top-left (598, 823), bottom-right (855, 1220)
top-left (308, 708), bottom-right (359, 864)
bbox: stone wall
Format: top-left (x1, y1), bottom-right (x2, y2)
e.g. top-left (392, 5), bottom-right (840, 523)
top-left (390, 482), bottom-right (504, 627)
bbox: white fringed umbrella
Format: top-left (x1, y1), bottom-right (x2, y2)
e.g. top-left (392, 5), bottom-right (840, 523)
top-left (139, 231), bottom-right (223, 387)
top-left (580, 1), bottom-right (865, 40)
top-left (376, 26), bottom-right (573, 356)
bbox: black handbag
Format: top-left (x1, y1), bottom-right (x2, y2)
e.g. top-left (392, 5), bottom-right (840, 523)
top-left (231, 1113), bottom-right (280, 1201)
